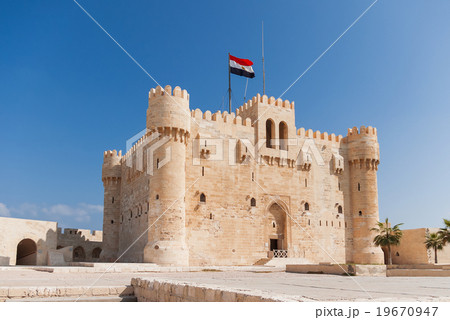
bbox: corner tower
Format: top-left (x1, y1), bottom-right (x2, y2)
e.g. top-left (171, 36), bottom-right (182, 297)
top-left (101, 150), bottom-right (122, 261)
top-left (143, 85), bottom-right (190, 266)
top-left (347, 126), bottom-right (384, 264)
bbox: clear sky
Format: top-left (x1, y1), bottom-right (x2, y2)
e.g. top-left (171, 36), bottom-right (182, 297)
top-left (1, 0), bottom-right (449, 231)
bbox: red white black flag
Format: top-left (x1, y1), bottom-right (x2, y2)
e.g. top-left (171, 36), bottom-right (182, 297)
top-left (229, 54), bottom-right (255, 78)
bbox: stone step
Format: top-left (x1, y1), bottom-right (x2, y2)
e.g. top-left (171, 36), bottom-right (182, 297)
top-left (6, 295), bottom-right (137, 302)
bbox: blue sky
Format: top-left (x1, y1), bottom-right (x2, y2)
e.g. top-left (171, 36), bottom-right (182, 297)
top-left (0, 0), bottom-right (449, 230)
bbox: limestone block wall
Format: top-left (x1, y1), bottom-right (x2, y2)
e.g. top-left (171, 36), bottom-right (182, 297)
top-left (57, 228), bottom-right (103, 262)
top-left (0, 217), bottom-right (57, 266)
top-left (391, 228), bottom-right (450, 265)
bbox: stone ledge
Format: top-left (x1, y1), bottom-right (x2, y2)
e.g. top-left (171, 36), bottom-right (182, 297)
top-left (131, 277), bottom-right (302, 302)
top-left (286, 264), bottom-right (386, 276)
top-left (0, 285), bottom-right (134, 300)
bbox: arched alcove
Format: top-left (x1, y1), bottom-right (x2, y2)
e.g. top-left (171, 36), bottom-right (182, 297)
top-left (73, 246), bottom-right (86, 261)
top-left (266, 119), bottom-right (275, 148)
top-left (279, 121), bottom-right (288, 150)
top-left (16, 239), bottom-right (37, 265)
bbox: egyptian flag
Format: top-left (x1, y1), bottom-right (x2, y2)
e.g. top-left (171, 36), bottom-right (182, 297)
top-left (229, 54), bottom-right (255, 78)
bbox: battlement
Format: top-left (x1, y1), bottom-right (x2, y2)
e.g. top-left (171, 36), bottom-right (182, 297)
top-left (148, 85), bottom-right (189, 103)
top-left (347, 126), bottom-right (377, 138)
top-left (297, 128), bottom-right (343, 143)
top-left (57, 227), bottom-right (103, 241)
top-left (236, 93), bottom-right (294, 116)
top-left (191, 109), bottom-right (253, 127)
top-left (103, 150), bottom-right (122, 159)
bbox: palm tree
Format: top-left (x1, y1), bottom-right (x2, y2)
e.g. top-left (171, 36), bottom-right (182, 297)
top-left (424, 232), bottom-right (444, 264)
top-left (371, 218), bottom-right (403, 265)
top-left (438, 219), bottom-right (450, 245)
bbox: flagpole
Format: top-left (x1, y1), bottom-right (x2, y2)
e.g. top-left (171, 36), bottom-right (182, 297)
top-left (228, 52), bottom-right (231, 113)
top-left (262, 21), bottom-right (265, 96)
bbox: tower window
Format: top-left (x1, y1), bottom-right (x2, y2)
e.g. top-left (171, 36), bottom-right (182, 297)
top-left (358, 183), bottom-right (361, 191)
top-left (279, 121), bottom-right (288, 150)
top-left (308, 219), bottom-right (311, 226)
top-left (266, 119), bottom-right (275, 148)
top-left (200, 193), bottom-right (206, 203)
top-left (339, 221), bottom-right (341, 228)
top-left (209, 213), bottom-right (213, 220)
top-left (272, 222), bottom-right (276, 228)
top-left (319, 220), bottom-right (322, 226)
top-left (359, 211), bottom-right (362, 216)
top-left (338, 183), bottom-right (341, 191)
top-left (157, 158), bottom-right (160, 169)
top-left (326, 221), bottom-right (328, 227)
top-left (202, 166), bottom-right (205, 176)
top-left (305, 179), bottom-right (308, 187)
top-left (112, 197), bottom-right (114, 203)
top-left (111, 220), bottom-right (114, 224)
top-left (156, 194), bottom-right (159, 200)
top-left (130, 210), bottom-right (132, 218)
top-left (338, 205), bottom-right (343, 214)
top-left (304, 202), bottom-right (310, 211)
top-left (250, 198), bottom-right (256, 207)
top-left (252, 172), bottom-right (255, 181)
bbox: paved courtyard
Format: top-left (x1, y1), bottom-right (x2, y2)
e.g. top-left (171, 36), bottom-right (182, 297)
top-left (1, 267), bottom-right (449, 301)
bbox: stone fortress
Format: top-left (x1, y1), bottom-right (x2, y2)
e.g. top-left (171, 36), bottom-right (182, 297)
top-left (100, 85), bottom-right (385, 266)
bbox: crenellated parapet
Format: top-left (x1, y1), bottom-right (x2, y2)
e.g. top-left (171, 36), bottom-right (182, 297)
top-left (102, 149), bottom-right (122, 184)
top-left (297, 128), bottom-right (343, 143)
top-left (345, 126), bottom-right (380, 171)
top-left (146, 85), bottom-right (191, 142)
top-left (191, 108), bottom-right (253, 127)
top-left (235, 93), bottom-right (294, 117)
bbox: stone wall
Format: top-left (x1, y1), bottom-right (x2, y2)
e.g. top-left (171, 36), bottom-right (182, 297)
top-left (57, 228), bottom-right (103, 262)
top-left (0, 217), bottom-right (57, 266)
top-left (391, 228), bottom-right (450, 265)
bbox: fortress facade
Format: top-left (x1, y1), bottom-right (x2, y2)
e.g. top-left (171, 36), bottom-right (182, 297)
top-left (101, 85), bottom-right (384, 266)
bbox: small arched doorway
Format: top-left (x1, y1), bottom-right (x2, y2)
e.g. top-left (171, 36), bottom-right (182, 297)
top-left (16, 239), bottom-right (37, 265)
top-left (266, 203), bottom-right (287, 256)
top-left (73, 246), bottom-right (86, 261)
top-left (92, 247), bottom-right (102, 260)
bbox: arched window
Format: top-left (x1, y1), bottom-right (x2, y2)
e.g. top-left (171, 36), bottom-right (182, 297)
top-left (156, 194), bottom-right (159, 200)
top-left (73, 246), bottom-right (86, 261)
top-left (200, 193), bottom-right (206, 203)
top-left (338, 205), bottom-right (343, 214)
top-left (359, 211), bottom-right (362, 216)
top-left (250, 198), bottom-right (256, 207)
top-left (279, 121), bottom-right (288, 150)
top-left (304, 202), bottom-right (310, 211)
top-left (266, 119), bottom-right (275, 148)
top-left (92, 247), bottom-right (102, 259)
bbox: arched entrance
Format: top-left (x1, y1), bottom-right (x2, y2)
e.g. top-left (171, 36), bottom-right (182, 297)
top-left (266, 203), bottom-right (287, 257)
top-left (73, 246), bottom-right (86, 261)
top-left (92, 247), bottom-right (102, 259)
top-left (16, 239), bottom-right (37, 265)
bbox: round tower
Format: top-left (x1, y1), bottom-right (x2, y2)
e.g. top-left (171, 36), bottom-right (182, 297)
top-left (347, 126), bottom-right (384, 264)
top-left (143, 85), bottom-right (190, 266)
top-left (100, 149), bottom-right (122, 262)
